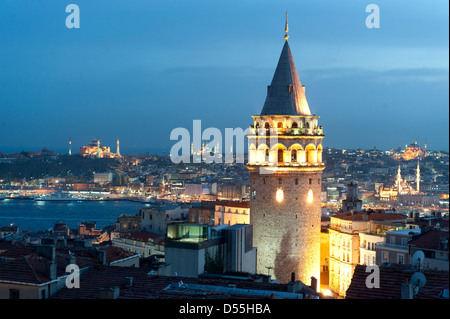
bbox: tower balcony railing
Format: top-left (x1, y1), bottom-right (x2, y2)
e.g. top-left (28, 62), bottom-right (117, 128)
top-left (248, 127), bottom-right (324, 136)
top-left (248, 160), bottom-right (325, 168)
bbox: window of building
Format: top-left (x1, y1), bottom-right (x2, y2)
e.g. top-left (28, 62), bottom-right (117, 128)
top-left (291, 149), bottom-right (297, 162)
top-left (382, 251), bottom-right (389, 263)
top-left (278, 149), bottom-right (284, 163)
top-left (397, 253), bottom-right (405, 264)
top-left (9, 289), bottom-right (20, 299)
top-left (277, 122), bottom-right (283, 128)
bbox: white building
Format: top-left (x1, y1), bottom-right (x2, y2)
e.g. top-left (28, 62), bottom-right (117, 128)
top-left (140, 204), bottom-right (189, 235)
top-left (94, 172), bottom-right (113, 185)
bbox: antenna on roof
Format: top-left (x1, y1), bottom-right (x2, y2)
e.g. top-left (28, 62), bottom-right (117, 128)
top-left (411, 272), bottom-right (427, 296)
top-left (412, 250), bottom-right (425, 271)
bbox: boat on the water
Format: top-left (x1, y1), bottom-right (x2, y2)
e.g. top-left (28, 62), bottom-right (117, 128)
top-left (34, 190), bottom-right (86, 202)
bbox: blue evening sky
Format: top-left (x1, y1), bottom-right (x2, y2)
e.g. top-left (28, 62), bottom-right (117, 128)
top-left (0, 0), bottom-right (448, 154)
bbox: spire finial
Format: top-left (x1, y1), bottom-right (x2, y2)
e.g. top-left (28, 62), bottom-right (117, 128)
top-left (284, 12), bottom-right (289, 40)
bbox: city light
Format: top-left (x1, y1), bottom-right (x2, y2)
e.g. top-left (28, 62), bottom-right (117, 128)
top-left (276, 188), bottom-right (284, 203)
top-left (307, 189), bottom-right (313, 204)
top-left (322, 289), bottom-right (332, 296)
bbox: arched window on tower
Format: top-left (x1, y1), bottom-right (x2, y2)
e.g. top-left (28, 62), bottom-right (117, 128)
top-left (277, 122), bottom-right (283, 128)
top-left (291, 149), bottom-right (297, 162)
top-left (265, 122), bottom-right (270, 129)
top-left (292, 122), bottom-right (298, 128)
top-left (278, 149), bottom-right (284, 163)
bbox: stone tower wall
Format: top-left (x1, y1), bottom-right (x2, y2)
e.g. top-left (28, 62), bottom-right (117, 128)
top-left (250, 168), bottom-right (323, 284)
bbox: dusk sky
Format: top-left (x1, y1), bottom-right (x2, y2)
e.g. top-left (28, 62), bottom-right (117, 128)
top-left (0, 0), bottom-right (448, 155)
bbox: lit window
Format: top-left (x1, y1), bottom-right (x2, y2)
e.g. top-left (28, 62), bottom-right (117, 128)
top-left (276, 188), bottom-right (284, 203)
top-left (307, 189), bottom-right (313, 203)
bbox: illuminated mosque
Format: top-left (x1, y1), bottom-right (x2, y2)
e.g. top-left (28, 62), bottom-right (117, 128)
top-left (391, 138), bottom-right (426, 161)
top-left (79, 139), bottom-right (121, 158)
top-left (377, 159), bottom-right (421, 202)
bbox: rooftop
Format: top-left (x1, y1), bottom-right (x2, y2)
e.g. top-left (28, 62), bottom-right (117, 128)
top-left (260, 40), bottom-right (311, 116)
top-left (331, 211), bottom-right (408, 222)
top-left (51, 265), bottom-right (315, 299)
top-left (408, 229), bottom-right (449, 252)
top-left (346, 263), bottom-right (449, 299)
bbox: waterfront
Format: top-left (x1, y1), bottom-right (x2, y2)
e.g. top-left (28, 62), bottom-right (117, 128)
top-left (0, 198), bottom-right (146, 232)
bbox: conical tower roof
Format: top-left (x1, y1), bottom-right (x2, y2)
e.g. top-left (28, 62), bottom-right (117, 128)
top-left (260, 40), bottom-right (311, 116)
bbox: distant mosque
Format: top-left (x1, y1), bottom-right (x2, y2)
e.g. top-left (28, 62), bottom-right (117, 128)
top-left (79, 138), bottom-right (121, 158)
top-left (377, 159), bottom-right (421, 202)
top-left (391, 138), bottom-right (426, 161)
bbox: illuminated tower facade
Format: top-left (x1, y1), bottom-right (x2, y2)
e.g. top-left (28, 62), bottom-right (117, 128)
top-left (69, 138), bottom-right (72, 156)
top-left (97, 139), bottom-right (100, 159)
top-left (247, 16), bottom-right (325, 285)
top-left (117, 138), bottom-right (121, 157)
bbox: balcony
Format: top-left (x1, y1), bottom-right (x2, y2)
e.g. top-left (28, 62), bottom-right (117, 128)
top-left (376, 242), bottom-right (408, 251)
top-left (248, 127), bottom-right (324, 137)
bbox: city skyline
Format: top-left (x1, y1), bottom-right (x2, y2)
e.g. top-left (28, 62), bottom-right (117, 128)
top-left (0, 0), bottom-right (448, 154)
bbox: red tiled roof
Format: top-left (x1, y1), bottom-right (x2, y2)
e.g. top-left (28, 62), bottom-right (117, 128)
top-left (0, 256), bottom-right (53, 285)
top-left (124, 232), bottom-right (164, 243)
top-left (0, 244), bottom-right (139, 285)
top-left (99, 246), bottom-right (137, 263)
top-left (57, 246), bottom-right (137, 264)
top-left (346, 264), bottom-right (449, 299)
top-left (408, 230), bottom-right (449, 252)
top-left (51, 266), bottom-right (296, 299)
top-left (0, 242), bottom-right (35, 259)
top-left (215, 200), bottom-right (250, 209)
top-left (410, 219), bottom-right (449, 230)
top-left (332, 211), bottom-right (407, 222)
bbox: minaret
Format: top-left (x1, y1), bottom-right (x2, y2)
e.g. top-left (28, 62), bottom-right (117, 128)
top-left (416, 158), bottom-right (420, 193)
top-left (97, 139), bottom-right (100, 158)
top-left (69, 138), bottom-right (72, 156)
top-left (116, 138), bottom-right (121, 157)
top-left (424, 138), bottom-right (427, 158)
top-left (396, 163), bottom-right (402, 192)
top-left (247, 15), bottom-right (324, 285)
